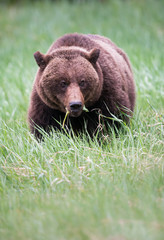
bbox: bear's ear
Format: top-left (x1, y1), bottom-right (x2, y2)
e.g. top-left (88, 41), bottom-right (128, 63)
top-left (87, 48), bottom-right (100, 64)
top-left (34, 51), bottom-right (50, 70)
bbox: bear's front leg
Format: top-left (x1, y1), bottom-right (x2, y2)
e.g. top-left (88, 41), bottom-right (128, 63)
top-left (28, 88), bottom-right (54, 140)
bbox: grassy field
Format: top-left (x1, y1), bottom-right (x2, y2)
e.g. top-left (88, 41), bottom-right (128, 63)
top-left (0, 0), bottom-right (164, 239)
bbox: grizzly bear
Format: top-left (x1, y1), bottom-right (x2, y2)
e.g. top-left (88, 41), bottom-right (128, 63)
top-left (28, 33), bottom-right (135, 139)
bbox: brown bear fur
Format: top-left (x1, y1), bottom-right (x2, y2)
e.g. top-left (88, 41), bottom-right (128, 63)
top-left (28, 33), bottom-right (136, 139)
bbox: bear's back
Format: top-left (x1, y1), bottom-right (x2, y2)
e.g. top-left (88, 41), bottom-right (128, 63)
top-left (47, 33), bottom-right (131, 71)
top-left (47, 33), bottom-right (132, 82)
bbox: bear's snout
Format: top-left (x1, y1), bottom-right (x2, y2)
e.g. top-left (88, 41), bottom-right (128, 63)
top-left (65, 84), bottom-right (84, 117)
top-left (69, 101), bottom-right (83, 117)
top-left (69, 101), bottom-right (83, 112)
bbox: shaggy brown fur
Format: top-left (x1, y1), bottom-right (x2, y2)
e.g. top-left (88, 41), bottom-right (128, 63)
top-left (28, 33), bottom-right (136, 139)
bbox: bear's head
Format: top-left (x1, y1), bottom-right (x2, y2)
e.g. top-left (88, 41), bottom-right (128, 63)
top-left (34, 47), bottom-right (103, 117)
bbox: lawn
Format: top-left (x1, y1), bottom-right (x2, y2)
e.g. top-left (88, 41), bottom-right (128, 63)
top-left (0, 0), bottom-right (164, 239)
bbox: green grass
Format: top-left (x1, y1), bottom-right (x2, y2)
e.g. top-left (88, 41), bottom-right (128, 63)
top-left (0, 0), bottom-right (164, 239)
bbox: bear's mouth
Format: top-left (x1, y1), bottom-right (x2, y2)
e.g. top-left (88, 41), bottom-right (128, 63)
top-left (69, 108), bottom-right (83, 117)
top-left (70, 110), bottom-right (82, 117)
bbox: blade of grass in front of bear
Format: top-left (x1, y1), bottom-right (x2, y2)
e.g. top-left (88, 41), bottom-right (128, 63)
top-left (83, 105), bottom-right (89, 112)
top-left (62, 109), bottom-right (70, 128)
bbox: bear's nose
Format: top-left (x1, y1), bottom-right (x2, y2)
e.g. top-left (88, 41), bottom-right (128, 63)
top-left (69, 101), bottom-right (83, 112)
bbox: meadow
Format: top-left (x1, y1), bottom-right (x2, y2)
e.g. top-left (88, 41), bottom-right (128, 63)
top-left (0, 0), bottom-right (164, 239)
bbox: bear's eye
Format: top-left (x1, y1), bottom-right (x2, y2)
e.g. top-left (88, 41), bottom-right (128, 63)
top-left (60, 80), bottom-right (68, 89)
top-left (79, 79), bottom-right (85, 87)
